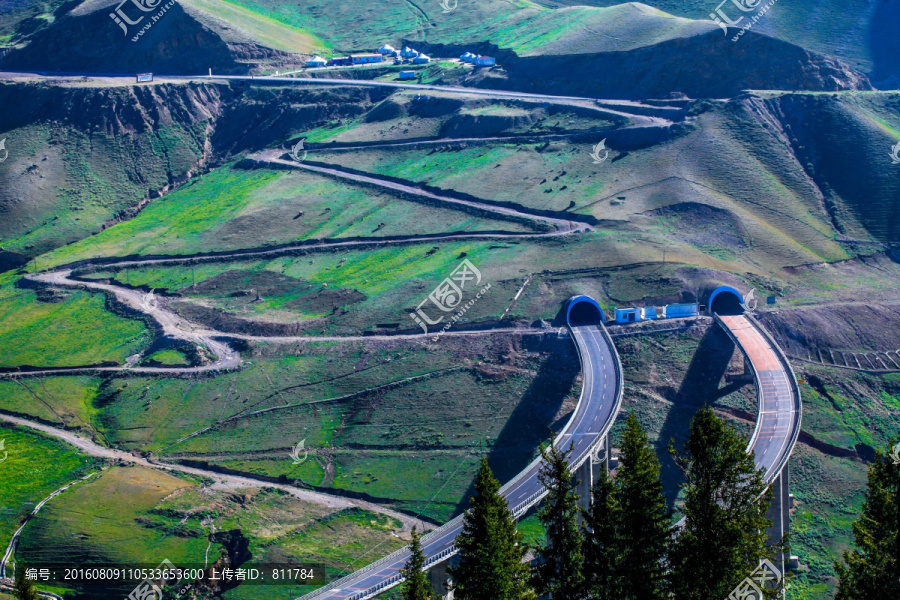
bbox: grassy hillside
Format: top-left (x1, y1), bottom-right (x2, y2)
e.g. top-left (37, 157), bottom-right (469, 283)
top-left (0, 60), bottom-right (896, 600)
top-left (0, 271), bottom-right (149, 368)
top-left (0, 0), bottom-right (870, 98)
top-left (751, 91), bottom-right (900, 242)
top-left (0, 423), bottom-right (98, 554)
top-left (0, 0), bottom-right (60, 42)
top-left (222, 0), bottom-right (712, 55)
top-left (0, 80), bottom-right (397, 261)
top-left (0, 82), bottom-right (213, 259)
top-left (583, 0), bottom-right (900, 86)
top-left (39, 164), bottom-right (536, 266)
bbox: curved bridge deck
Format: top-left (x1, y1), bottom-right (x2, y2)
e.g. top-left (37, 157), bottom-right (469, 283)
top-left (716, 314), bottom-right (801, 484)
top-left (298, 302), bottom-right (622, 600)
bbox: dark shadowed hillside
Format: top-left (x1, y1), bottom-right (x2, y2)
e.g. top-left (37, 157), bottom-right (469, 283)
top-left (0, 1), bottom-right (282, 74)
top-left (468, 30), bottom-right (870, 99)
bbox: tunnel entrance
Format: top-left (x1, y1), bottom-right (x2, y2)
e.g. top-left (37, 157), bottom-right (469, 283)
top-left (709, 286), bottom-right (745, 315)
top-left (566, 296), bottom-right (604, 326)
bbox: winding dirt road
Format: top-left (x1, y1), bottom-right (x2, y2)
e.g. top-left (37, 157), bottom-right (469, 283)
top-left (0, 413), bottom-right (430, 533)
top-left (14, 152), bottom-right (589, 378)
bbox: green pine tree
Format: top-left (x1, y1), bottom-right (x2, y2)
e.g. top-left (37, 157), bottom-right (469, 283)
top-left (835, 438), bottom-right (900, 600)
top-left (401, 526), bottom-right (437, 600)
top-left (668, 406), bottom-right (775, 600)
top-left (450, 457), bottom-right (535, 600)
top-left (13, 566), bottom-right (40, 600)
top-left (581, 467), bottom-right (620, 600)
top-left (616, 413), bottom-right (671, 600)
top-left (532, 442), bottom-right (584, 599)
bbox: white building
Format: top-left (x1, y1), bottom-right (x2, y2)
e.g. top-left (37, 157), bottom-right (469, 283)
top-left (378, 44), bottom-right (396, 55)
top-left (412, 53), bottom-right (431, 64)
top-left (400, 46), bottom-right (419, 58)
top-left (305, 56), bottom-right (327, 68)
top-left (460, 52), bottom-right (477, 63)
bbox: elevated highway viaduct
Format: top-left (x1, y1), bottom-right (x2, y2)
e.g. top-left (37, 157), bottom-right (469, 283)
top-left (298, 287), bottom-right (801, 600)
top-left (296, 295), bottom-right (623, 600)
top-left (710, 286), bottom-right (803, 577)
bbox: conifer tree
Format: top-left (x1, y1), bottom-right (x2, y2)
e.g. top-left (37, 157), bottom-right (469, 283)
top-left (401, 526), bottom-right (436, 600)
top-left (616, 412), bottom-right (671, 600)
top-left (835, 438), bottom-right (900, 600)
top-left (13, 566), bottom-right (40, 600)
top-left (668, 406), bottom-right (774, 600)
top-left (581, 467), bottom-right (620, 600)
top-left (451, 457), bottom-right (534, 600)
top-left (532, 443), bottom-right (584, 599)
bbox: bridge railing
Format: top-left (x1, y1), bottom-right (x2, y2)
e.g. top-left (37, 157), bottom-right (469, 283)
top-left (713, 313), bottom-right (802, 484)
top-left (742, 313), bottom-right (802, 483)
top-left (565, 319), bottom-right (624, 472)
top-left (298, 307), bottom-right (624, 600)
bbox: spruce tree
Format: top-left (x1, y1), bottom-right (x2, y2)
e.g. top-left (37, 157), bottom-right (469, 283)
top-left (13, 566), bottom-right (40, 600)
top-left (532, 443), bottom-right (584, 599)
top-left (834, 438), bottom-right (900, 600)
top-left (581, 467), bottom-right (620, 600)
top-left (401, 526), bottom-right (436, 600)
top-left (616, 412), bottom-right (671, 600)
top-left (450, 457), bottom-right (534, 600)
top-left (668, 406), bottom-right (774, 600)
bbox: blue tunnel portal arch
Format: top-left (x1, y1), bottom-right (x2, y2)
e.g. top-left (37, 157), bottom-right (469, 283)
top-left (709, 286), bottom-right (745, 315)
top-left (566, 295), bottom-right (604, 326)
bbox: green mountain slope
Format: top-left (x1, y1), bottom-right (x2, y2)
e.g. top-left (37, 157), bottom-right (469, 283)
top-left (581, 0), bottom-right (900, 87)
top-left (0, 0), bottom-right (870, 100)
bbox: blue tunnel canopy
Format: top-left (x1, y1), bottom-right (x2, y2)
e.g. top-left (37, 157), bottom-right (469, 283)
top-left (708, 286), bottom-right (745, 315)
top-left (566, 295), bottom-right (604, 325)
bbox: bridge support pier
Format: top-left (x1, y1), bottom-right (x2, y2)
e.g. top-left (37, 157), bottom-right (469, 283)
top-left (429, 559), bottom-right (453, 599)
top-left (765, 465), bottom-right (792, 579)
top-left (576, 432), bottom-right (611, 513)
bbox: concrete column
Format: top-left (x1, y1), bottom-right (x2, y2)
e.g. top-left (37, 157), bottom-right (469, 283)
top-left (576, 434), bottom-right (611, 513)
top-left (764, 466), bottom-right (792, 583)
top-left (429, 559), bottom-right (453, 599)
top-left (605, 431), bottom-right (612, 471)
top-left (576, 457), bottom-right (594, 514)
